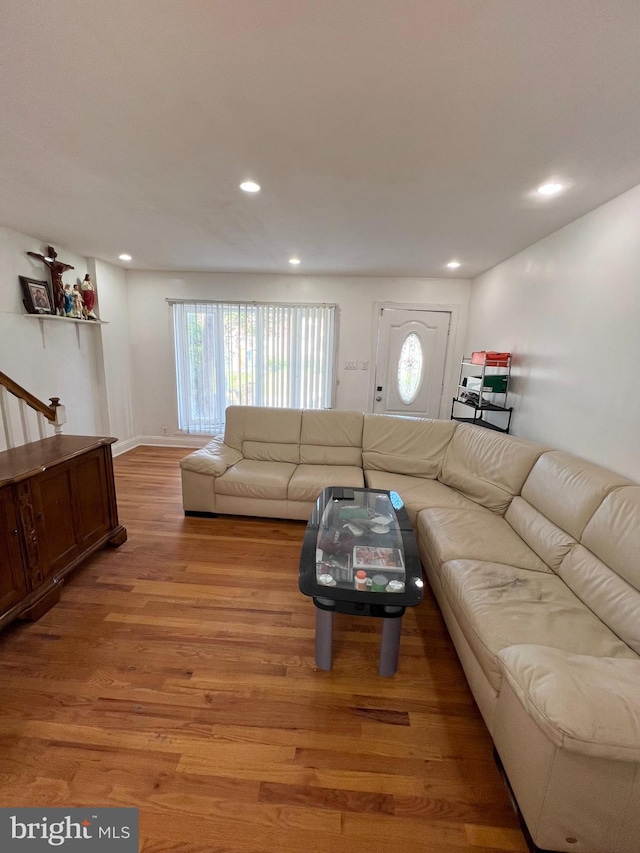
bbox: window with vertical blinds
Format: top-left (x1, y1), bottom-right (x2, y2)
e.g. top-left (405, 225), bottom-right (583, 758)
top-left (172, 301), bottom-right (337, 434)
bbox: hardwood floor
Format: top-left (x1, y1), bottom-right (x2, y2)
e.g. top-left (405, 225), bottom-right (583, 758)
top-left (0, 446), bottom-right (527, 852)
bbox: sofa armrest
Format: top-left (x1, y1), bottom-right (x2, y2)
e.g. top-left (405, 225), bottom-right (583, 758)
top-left (180, 437), bottom-right (243, 477)
top-left (498, 644), bottom-right (640, 762)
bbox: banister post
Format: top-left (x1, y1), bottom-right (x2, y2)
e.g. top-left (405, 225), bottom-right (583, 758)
top-left (50, 397), bottom-right (66, 435)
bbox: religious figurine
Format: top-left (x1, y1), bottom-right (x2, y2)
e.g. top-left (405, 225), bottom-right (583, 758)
top-left (63, 284), bottom-right (74, 317)
top-left (26, 245), bottom-right (73, 316)
top-left (81, 273), bottom-right (98, 319)
top-left (72, 284), bottom-right (85, 319)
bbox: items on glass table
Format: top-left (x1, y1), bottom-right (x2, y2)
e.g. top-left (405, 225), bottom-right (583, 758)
top-left (353, 546), bottom-right (405, 572)
top-left (386, 580), bottom-right (405, 593)
top-left (318, 573), bottom-right (337, 586)
top-left (355, 570), bottom-right (368, 591)
top-left (318, 527), bottom-right (356, 555)
top-left (389, 491), bottom-right (404, 511)
top-left (344, 515), bottom-right (391, 536)
top-left (338, 505), bottom-right (369, 520)
top-left (371, 574), bottom-right (389, 591)
top-left (330, 562), bottom-right (354, 583)
top-left (316, 549), bottom-right (353, 584)
top-left (375, 493), bottom-right (391, 514)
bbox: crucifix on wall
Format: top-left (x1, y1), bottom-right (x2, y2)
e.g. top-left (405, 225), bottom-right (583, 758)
top-left (26, 245), bottom-right (74, 316)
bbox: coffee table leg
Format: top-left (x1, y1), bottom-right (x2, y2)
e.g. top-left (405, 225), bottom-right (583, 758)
top-left (315, 607), bottom-right (334, 671)
top-left (379, 615), bottom-right (403, 676)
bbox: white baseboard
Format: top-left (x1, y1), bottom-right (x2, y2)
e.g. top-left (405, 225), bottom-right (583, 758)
top-left (111, 436), bottom-right (140, 456)
top-left (112, 434), bottom-right (209, 456)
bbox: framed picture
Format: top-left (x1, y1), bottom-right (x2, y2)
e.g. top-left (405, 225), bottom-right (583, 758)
top-left (19, 276), bottom-right (53, 314)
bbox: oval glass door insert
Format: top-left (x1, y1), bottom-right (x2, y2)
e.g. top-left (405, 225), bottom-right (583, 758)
top-left (397, 332), bottom-right (424, 404)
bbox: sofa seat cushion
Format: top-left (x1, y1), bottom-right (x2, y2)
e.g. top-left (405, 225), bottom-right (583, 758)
top-left (364, 471), bottom-right (482, 525)
top-left (418, 508), bottom-right (550, 575)
top-left (215, 460), bottom-right (296, 500)
top-left (440, 560), bottom-right (637, 692)
top-left (288, 465), bottom-right (365, 503)
top-left (498, 645), bottom-right (640, 762)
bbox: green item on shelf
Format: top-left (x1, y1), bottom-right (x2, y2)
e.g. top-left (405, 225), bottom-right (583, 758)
top-left (483, 375), bottom-right (508, 392)
top-left (470, 374), bottom-right (507, 392)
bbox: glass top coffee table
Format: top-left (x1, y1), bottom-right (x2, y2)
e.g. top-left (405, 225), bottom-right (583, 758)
top-left (299, 486), bottom-right (424, 676)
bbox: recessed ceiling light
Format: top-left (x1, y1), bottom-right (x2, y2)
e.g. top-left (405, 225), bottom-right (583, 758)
top-left (446, 260), bottom-right (461, 269)
top-left (118, 253), bottom-right (132, 261)
top-left (240, 181), bottom-right (261, 193)
top-left (537, 182), bottom-right (564, 196)
top-left (289, 257), bottom-right (301, 265)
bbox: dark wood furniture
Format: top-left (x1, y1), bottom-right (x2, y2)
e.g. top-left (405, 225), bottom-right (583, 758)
top-left (0, 435), bottom-right (126, 630)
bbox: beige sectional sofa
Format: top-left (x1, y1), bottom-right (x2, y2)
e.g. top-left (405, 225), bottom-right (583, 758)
top-left (180, 405), bottom-right (640, 853)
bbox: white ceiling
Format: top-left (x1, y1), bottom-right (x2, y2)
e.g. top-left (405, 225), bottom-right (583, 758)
top-left (2, 0), bottom-right (640, 278)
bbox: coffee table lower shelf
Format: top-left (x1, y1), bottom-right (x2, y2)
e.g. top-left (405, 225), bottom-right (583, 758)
top-left (313, 597), bottom-right (405, 677)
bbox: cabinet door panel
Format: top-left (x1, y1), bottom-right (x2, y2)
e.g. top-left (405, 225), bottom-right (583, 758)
top-left (0, 489), bottom-right (27, 611)
top-left (71, 448), bottom-right (111, 548)
top-left (32, 467), bottom-right (78, 577)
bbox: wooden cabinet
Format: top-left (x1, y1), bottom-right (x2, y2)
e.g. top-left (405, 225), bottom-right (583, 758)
top-left (0, 436), bottom-right (126, 630)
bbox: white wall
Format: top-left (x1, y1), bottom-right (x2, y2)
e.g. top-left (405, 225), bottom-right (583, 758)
top-left (0, 227), bottom-right (100, 438)
top-left (92, 259), bottom-right (136, 445)
top-left (0, 227), bottom-right (136, 448)
top-left (125, 272), bottom-right (471, 438)
top-left (467, 182), bottom-right (640, 482)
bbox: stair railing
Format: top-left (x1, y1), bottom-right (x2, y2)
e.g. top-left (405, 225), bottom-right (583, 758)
top-left (0, 371), bottom-right (66, 451)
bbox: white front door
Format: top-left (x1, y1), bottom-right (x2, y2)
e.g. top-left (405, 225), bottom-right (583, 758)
top-left (373, 308), bottom-right (450, 417)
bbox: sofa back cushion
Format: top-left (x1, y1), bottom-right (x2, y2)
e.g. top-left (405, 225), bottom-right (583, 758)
top-left (555, 487), bottom-right (640, 654)
top-left (558, 550), bottom-right (639, 656)
top-left (581, 486), bottom-right (640, 589)
top-left (520, 451), bottom-right (630, 540)
top-left (224, 405), bottom-right (302, 463)
top-left (362, 414), bottom-right (456, 479)
top-left (505, 496), bottom-right (577, 573)
top-left (299, 409), bottom-right (364, 466)
top-left (439, 424), bottom-right (545, 514)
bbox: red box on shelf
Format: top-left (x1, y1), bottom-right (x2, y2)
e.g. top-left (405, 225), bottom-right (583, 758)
top-left (471, 351), bottom-right (511, 367)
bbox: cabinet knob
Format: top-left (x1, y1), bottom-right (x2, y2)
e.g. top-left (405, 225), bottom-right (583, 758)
top-left (375, 396), bottom-right (382, 401)
top-left (11, 528), bottom-right (18, 535)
